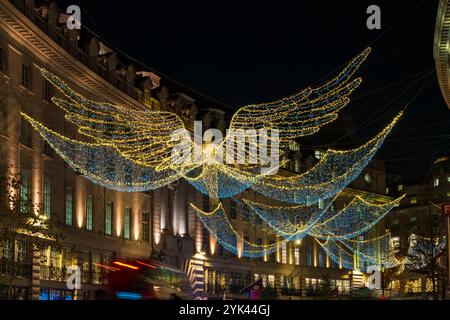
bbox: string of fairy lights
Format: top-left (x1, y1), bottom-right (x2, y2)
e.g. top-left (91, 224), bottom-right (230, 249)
top-left (21, 47), bottom-right (411, 270)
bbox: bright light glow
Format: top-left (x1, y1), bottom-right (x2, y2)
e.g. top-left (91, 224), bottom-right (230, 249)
top-left (112, 261), bottom-right (139, 270)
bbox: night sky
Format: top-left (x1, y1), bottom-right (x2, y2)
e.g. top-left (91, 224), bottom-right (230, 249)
top-left (54, 0), bottom-right (449, 180)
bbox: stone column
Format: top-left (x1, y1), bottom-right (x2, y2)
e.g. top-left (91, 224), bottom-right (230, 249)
top-left (152, 189), bottom-right (162, 248)
top-left (31, 243), bottom-right (40, 300)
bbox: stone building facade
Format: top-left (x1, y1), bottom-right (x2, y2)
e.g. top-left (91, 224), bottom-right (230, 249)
top-left (0, 0), bottom-right (390, 300)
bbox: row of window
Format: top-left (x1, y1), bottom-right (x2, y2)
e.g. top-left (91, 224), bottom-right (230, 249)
top-left (0, 43), bottom-right (54, 99)
top-left (304, 278), bottom-right (351, 293)
top-left (17, 170), bottom-right (149, 241)
top-left (433, 176), bottom-right (450, 187)
top-left (63, 188), bottom-right (149, 241)
top-left (394, 176), bottom-right (450, 193)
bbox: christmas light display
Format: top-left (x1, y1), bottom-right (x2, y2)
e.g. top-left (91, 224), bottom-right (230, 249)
top-left (192, 193), bottom-right (403, 266)
top-left (240, 194), bottom-right (404, 240)
top-left (309, 195), bottom-right (405, 240)
top-left (249, 113), bottom-right (402, 205)
top-left (237, 197), bottom-right (336, 239)
top-left (21, 48), bottom-right (404, 267)
top-left (316, 233), bottom-right (400, 270)
top-left (23, 48), bottom-right (372, 197)
top-left (191, 202), bottom-right (290, 258)
top-left (404, 234), bottom-right (447, 269)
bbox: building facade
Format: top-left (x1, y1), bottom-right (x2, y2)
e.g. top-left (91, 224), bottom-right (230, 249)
top-left (0, 0), bottom-right (390, 300)
top-left (384, 156), bottom-right (450, 297)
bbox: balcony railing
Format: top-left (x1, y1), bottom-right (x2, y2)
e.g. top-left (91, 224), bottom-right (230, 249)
top-left (0, 258), bottom-right (32, 279)
top-left (9, 0), bottom-right (131, 102)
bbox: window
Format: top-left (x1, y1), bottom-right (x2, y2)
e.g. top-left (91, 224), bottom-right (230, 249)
top-left (314, 150), bottom-right (325, 160)
top-left (44, 79), bottom-right (54, 102)
top-left (447, 176), bottom-right (450, 183)
top-left (142, 212), bottom-right (149, 242)
top-left (124, 208), bottom-right (131, 239)
top-left (22, 63), bottom-right (31, 89)
top-left (391, 237), bottom-right (400, 251)
top-left (104, 201), bottom-right (113, 236)
top-left (267, 275), bottom-right (275, 288)
top-left (65, 188), bottom-right (73, 226)
top-left (43, 179), bottom-right (51, 218)
top-left (433, 178), bottom-right (440, 187)
top-left (306, 244), bottom-right (313, 267)
top-left (20, 170), bottom-right (30, 214)
top-left (1, 239), bottom-right (12, 260)
top-left (0, 99), bottom-right (5, 134)
top-left (447, 191), bottom-right (450, 198)
top-left (318, 248), bottom-right (325, 267)
top-left (397, 184), bottom-right (403, 192)
top-left (294, 159), bottom-right (300, 173)
top-left (16, 240), bottom-right (26, 263)
top-left (385, 187), bottom-right (390, 195)
top-left (294, 248), bottom-right (300, 265)
top-left (50, 247), bottom-right (61, 268)
top-left (0, 46), bottom-right (5, 73)
top-left (20, 119), bottom-right (31, 146)
top-left (86, 194), bottom-right (93, 231)
top-left (410, 197), bottom-right (417, 204)
top-left (230, 201), bottom-right (237, 220)
top-left (281, 242), bottom-right (287, 264)
top-left (364, 173), bottom-right (372, 184)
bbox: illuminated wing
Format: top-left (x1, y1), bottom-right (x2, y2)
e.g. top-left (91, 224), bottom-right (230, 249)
top-left (20, 113), bottom-right (181, 191)
top-left (223, 48), bottom-right (371, 158)
top-left (39, 69), bottom-right (192, 170)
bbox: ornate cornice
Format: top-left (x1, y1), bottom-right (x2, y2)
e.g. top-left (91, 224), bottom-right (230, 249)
top-left (0, 0), bottom-right (145, 110)
top-left (434, 0), bottom-right (450, 110)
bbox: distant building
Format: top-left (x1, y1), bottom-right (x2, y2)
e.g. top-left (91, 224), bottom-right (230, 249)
top-left (384, 156), bottom-right (449, 296)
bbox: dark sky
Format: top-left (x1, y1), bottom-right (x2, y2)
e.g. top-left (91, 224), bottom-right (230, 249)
top-left (55, 0), bottom-right (449, 180)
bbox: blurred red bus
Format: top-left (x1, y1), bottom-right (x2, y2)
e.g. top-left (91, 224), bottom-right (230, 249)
top-left (95, 259), bottom-right (193, 300)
